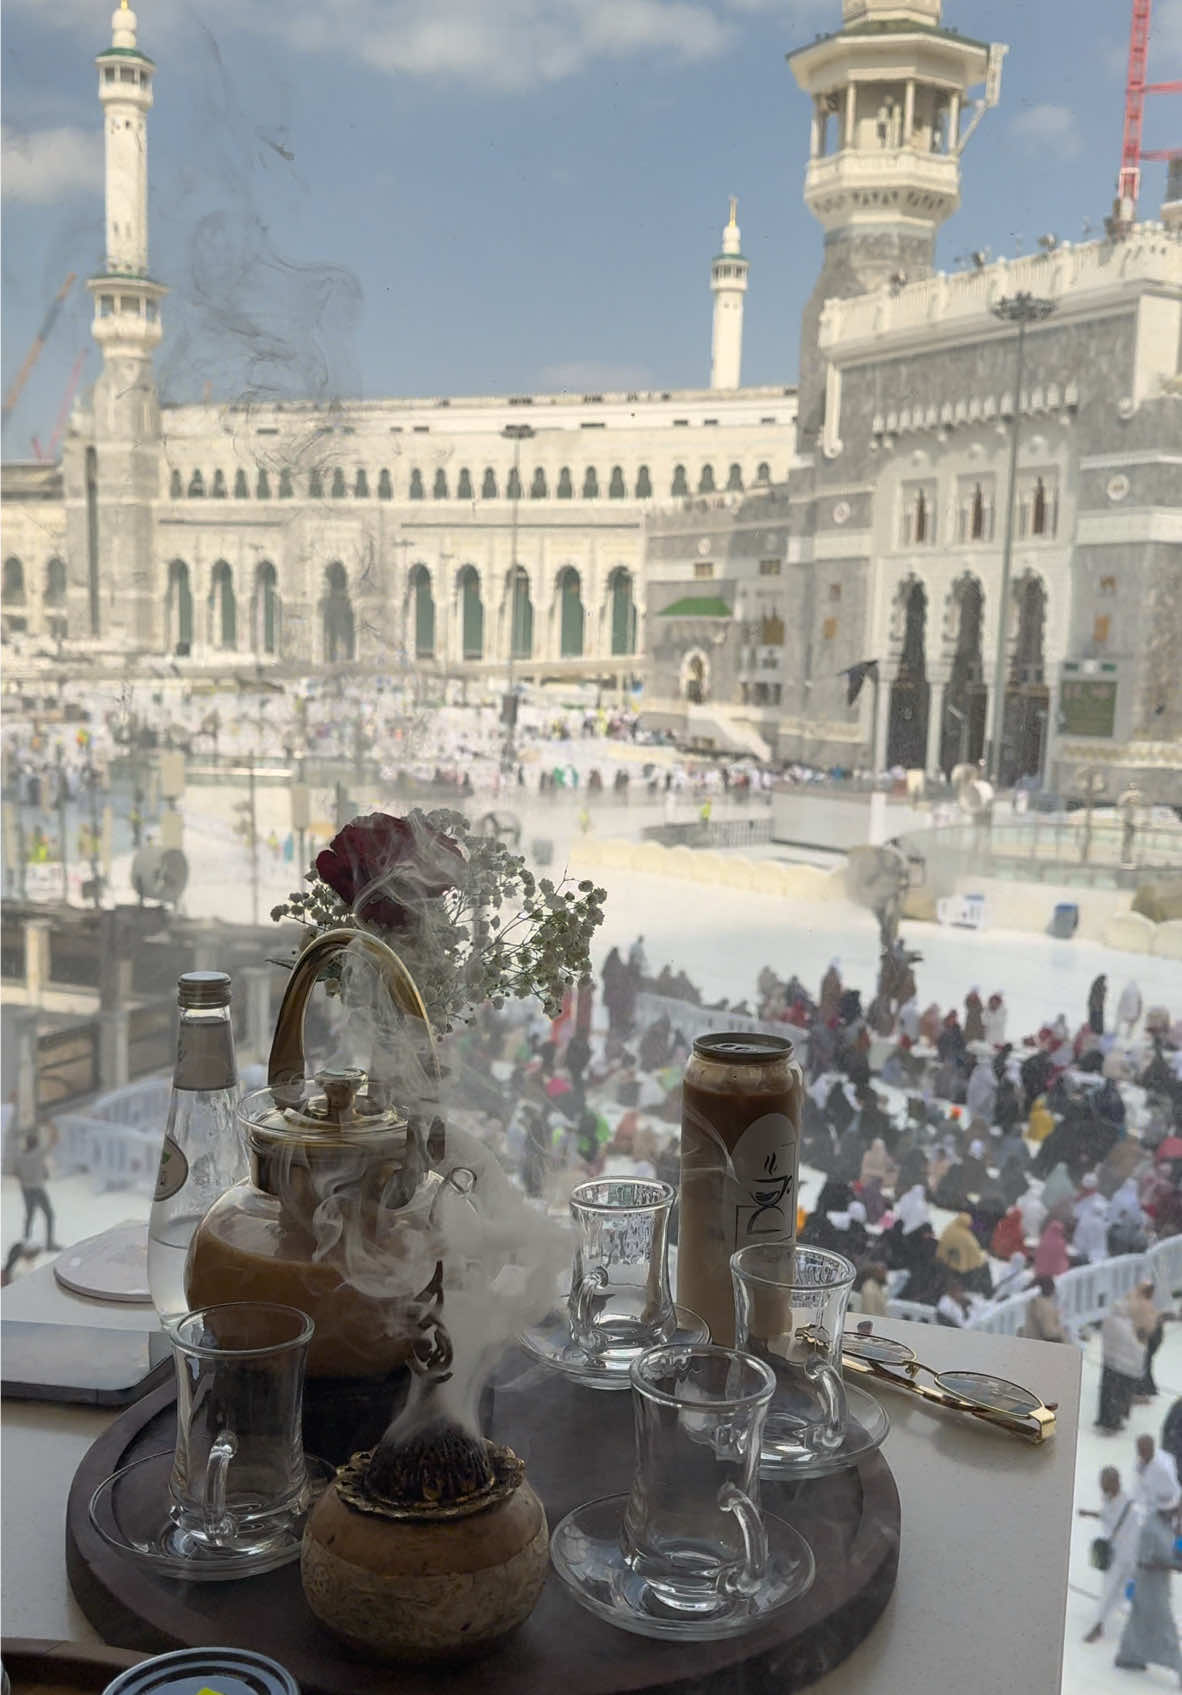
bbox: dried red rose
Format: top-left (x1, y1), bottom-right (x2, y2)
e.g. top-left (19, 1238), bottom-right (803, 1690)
top-left (315, 812), bottom-right (465, 933)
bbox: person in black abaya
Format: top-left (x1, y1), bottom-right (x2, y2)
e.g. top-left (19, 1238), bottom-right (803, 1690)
top-left (1087, 973), bottom-right (1107, 1036)
top-left (933, 1159), bottom-right (970, 1212)
top-left (1020, 1047), bottom-right (1055, 1114)
top-left (825, 1080), bottom-right (855, 1136)
top-left (999, 1153), bottom-right (1029, 1208)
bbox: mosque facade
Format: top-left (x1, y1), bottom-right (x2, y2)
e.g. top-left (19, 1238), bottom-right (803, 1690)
top-left (2, 0), bottom-right (1180, 798)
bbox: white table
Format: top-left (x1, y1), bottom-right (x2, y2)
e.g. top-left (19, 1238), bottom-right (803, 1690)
top-left (1, 1269), bottom-right (1081, 1694)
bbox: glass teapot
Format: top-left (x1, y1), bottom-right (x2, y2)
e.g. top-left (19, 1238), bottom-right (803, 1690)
top-left (186, 928), bottom-right (458, 1380)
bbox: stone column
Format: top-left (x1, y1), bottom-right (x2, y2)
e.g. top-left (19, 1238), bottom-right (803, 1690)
top-left (873, 671), bottom-right (892, 771)
top-left (99, 1008), bottom-right (130, 1091)
top-left (240, 964), bottom-right (274, 1066)
top-left (926, 676), bottom-right (948, 776)
top-left (844, 83), bottom-right (857, 149)
top-left (11, 1008), bottom-right (40, 1135)
top-left (948, 92), bottom-right (961, 152)
top-left (811, 99), bottom-right (824, 159)
top-left (903, 80), bottom-right (916, 145)
top-left (24, 917), bottom-right (52, 1007)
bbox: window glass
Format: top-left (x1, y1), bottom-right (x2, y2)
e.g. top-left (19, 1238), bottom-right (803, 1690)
top-left (4, 19), bottom-right (1175, 1695)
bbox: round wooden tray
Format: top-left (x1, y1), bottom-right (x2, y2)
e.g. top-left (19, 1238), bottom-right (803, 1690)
top-left (67, 1351), bottom-right (900, 1694)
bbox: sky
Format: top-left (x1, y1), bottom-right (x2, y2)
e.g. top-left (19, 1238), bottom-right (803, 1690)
top-left (2, 0), bottom-right (1180, 455)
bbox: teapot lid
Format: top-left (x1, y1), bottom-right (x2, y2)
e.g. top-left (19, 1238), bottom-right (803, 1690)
top-left (241, 1066), bottom-right (410, 1145)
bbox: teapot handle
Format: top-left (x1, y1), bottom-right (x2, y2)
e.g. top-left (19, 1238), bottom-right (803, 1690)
top-left (268, 925), bottom-right (440, 1102)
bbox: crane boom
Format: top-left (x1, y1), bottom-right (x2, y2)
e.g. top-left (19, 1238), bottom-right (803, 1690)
top-left (1116, 0), bottom-right (1181, 226)
top-left (32, 349), bottom-right (88, 464)
top-left (1, 272), bottom-right (77, 427)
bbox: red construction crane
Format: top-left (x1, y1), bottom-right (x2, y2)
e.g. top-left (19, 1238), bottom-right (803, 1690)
top-left (1116, 0), bottom-right (1182, 226)
top-left (32, 349), bottom-right (88, 464)
top-left (1, 272), bottom-right (76, 428)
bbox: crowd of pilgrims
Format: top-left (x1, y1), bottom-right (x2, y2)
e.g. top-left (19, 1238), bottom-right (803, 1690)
top-left (451, 943), bottom-right (1182, 1352)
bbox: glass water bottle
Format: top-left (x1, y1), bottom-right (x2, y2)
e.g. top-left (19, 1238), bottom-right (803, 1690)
top-left (148, 971), bottom-right (245, 1327)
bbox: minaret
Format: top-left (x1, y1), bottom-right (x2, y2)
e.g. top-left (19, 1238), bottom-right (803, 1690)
top-left (74, 1), bottom-right (166, 644)
top-left (788, 0), bottom-right (1003, 444)
top-left (710, 198), bottom-right (749, 390)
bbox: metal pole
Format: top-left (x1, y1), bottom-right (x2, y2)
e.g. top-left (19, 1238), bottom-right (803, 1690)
top-left (987, 293), bottom-right (1055, 788)
top-left (57, 748), bottom-right (69, 906)
top-left (249, 754), bottom-right (259, 928)
top-left (502, 423), bottom-right (535, 770)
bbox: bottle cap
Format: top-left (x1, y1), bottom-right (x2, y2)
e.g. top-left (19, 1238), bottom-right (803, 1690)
top-left (100, 1645), bottom-right (299, 1694)
top-left (177, 970), bottom-right (232, 1009)
top-left (692, 1032), bottom-right (793, 1064)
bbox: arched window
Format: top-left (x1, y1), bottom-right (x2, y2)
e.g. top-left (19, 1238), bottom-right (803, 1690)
top-left (410, 564), bottom-right (435, 657)
top-left (557, 566), bottom-right (584, 657)
top-left (234, 468), bottom-right (250, 498)
top-left (506, 465), bottom-right (522, 500)
top-left (457, 468), bottom-right (473, 500)
top-left (557, 467), bottom-right (573, 500)
top-left (672, 464), bottom-right (688, 496)
top-left (635, 465), bottom-right (652, 499)
top-left (308, 467), bottom-right (323, 499)
top-left (433, 468), bottom-right (449, 500)
top-left (530, 467), bottom-right (547, 499)
top-left (410, 469), bottom-right (424, 500)
top-left (332, 467), bottom-right (347, 498)
top-left (255, 560), bottom-right (279, 656)
top-left (608, 566), bottom-right (636, 656)
top-left (167, 559), bottom-right (193, 653)
top-left (209, 561), bottom-right (237, 649)
top-left (1032, 477), bottom-right (1048, 537)
top-left (355, 468), bottom-right (369, 498)
top-left (481, 467), bottom-right (498, 499)
top-left (211, 469), bottom-right (227, 498)
top-left (257, 468), bottom-right (271, 499)
top-left (323, 562), bottom-right (355, 662)
top-left (3, 557), bottom-right (26, 604)
top-left (278, 469), bottom-right (293, 498)
top-left (582, 466), bottom-right (599, 499)
top-left (458, 565), bottom-right (483, 659)
top-left (169, 468), bottom-right (183, 498)
top-left (726, 463), bottom-right (743, 492)
top-left (45, 558), bottom-right (67, 605)
top-left (188, 470), bottom-right (205, 498)
top-left (698, 464), bottom-right (716, 494)
top-left (509, 567), bottom-right (533, 659)
top-left (378, 468), bottom-right (393, 500)
top-left (608, 466), bottom-right (626, 499)
top-left (684, 653), bottom-right (706, 705)
top-left (755, 462), bottom-right (770, 484)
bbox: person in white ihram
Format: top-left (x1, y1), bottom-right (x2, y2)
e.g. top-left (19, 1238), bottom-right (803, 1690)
top-left (1079, 1465), bottom-right (1139, 1644)
top-left (1073, 1172), bottom-right (1111, 1265)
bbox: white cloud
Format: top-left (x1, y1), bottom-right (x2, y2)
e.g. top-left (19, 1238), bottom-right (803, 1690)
top-left (1011, 104), bottom-right (1083, 162)
top-left (2, 124), bottom-right (103, 204)
top-left (6, 0), bottom-right (734, 92)
top-left (539, 360), bottom-right (655, 392)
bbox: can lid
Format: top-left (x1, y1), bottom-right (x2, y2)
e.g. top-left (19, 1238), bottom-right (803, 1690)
top-left (101, 1646), bottom-right (299, 1695)
top-left (177, 970), bottom-right (232, 1009)
top-left (691, 1032), bottom-right (793, 1064)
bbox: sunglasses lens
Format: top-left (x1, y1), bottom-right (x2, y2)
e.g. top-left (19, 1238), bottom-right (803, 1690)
top-left (935, 1371), bottom-right (1040, 1416)
top-left (842, 1331), bottom-right (914, 1366)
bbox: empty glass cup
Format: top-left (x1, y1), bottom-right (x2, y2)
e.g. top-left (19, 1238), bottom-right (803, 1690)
top-left (622, 1343), bottom-right (775, 1617)
top-left (731, 1244), bottom-right (855, 1468)
top-left (168, 1302), bottom-right (314, 1559)
top-left (569, 1178), bottom-right (677, 1361)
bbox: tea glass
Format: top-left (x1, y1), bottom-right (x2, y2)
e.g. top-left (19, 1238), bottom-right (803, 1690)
top-left (622, 1343), bottom-right (775, 1617)
top-left (168, 1302), bottom-right (314, 1558)
top-left (731, 1244), bottom-right (855, 1468)
top-left (568, 1178), bottom-right (677, 1361)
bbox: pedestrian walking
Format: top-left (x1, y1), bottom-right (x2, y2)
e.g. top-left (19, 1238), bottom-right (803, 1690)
top-left (1080, 1465), bottom-right (1138, 1644)
top-left (13, 1127), bottom-right (61, 1251)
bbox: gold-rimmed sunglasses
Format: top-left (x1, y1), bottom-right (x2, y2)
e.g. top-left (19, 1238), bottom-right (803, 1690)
top-left (840, 1325), bottom-right (1057, 1445)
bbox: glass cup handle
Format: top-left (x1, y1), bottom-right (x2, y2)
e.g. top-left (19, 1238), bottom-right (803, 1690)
top-left (203, 1430), bottom-right (238, 1542)
top-left (572, 1264), bottom-right (609, 1355)
top-left (718, 1480), bottom-right (767, 1596)
top-left (806, 1354), bottom-right (848, 1452)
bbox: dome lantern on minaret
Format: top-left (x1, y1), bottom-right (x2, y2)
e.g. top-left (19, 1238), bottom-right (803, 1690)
top-left (710, 197), bottom-right (749, 391)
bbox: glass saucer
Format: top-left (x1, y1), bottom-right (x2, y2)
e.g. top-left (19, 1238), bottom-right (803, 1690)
top-left (758, 1382), bottom-right (891, 1481)
top-left (519, 1307), bottom-right (709, 1390)
top-left (550, 1492), bottom-right (815, 1640)
top-left (88, 1450), bottom-right (334, 1582)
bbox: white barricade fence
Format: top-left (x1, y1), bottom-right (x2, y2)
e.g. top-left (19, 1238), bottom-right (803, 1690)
top-left (967, 1237), bottom-right (1182, 1338)
top-left (887, 1299), bottom-right (938, 1325)
top-left (53, 1075), bottom-right (173, 1194)
top-left (634, 992), bottom-right (810, 1063)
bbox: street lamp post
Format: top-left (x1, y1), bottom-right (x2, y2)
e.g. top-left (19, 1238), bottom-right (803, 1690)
top-left (986, 292), bottom-right (1056, 788)
top-left (502, 423), bottom-right (535, 768)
